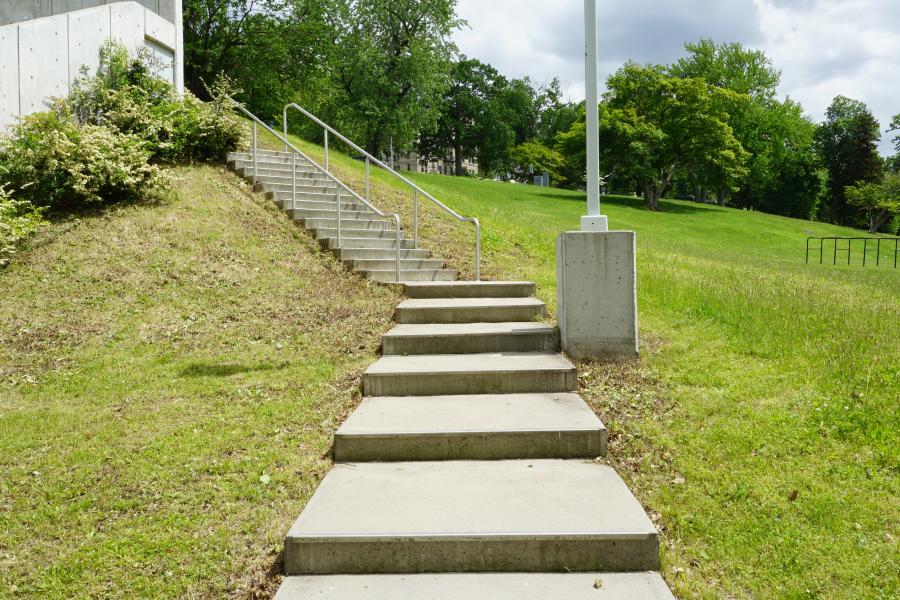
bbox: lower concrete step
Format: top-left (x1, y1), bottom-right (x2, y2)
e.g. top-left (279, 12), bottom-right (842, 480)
top-left (395, 297), bottom-right (546, 324)
top-left (363, 352), bottom-right (576, 396)
top-left (404, 281), bottom-right (536, 299)
top-left (284, 460), bottom-right (659, 574)
top-left (382, 322), bottom-right (558, 354)
top-left (275, 572), bottom-right (675, 599)
top-left (334, 393), bottom-right (606, 461)
top-left (365, 269), bottom-right (457, 283)
top-left (313, 228), bottom-right (401, 241)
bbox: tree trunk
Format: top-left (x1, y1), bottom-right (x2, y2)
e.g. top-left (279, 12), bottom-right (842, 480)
top-left (642, 183), bottom-right (660, 210)
top-left (869, 209), bottom-right (892, 233)
top-left (717, 189), bottom-right (726, 206)
top-left (453, 142), bottom-right (464, 176)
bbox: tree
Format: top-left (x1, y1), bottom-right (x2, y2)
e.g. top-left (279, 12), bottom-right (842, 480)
top-left (814, 96), bottom-right (882, 225)
top-left (508, 140), bottom-right (564, 183)
top-left (183, 0), bottom-right (329, 116)
top-left (671, 38), bottom-right (780, 101)
top-left (890, 114), bottom-right (900, 153)
top-left (845, 172), bottom-right (900, 233)
top-left (416, 58), bottom-right (510, 176)
top-left (601, 63), bottom-right (749, 210)
top-left (324, 0), bottom-right (460, 156)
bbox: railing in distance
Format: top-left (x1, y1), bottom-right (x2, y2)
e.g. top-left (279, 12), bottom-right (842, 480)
top-left (805, 236), bottom-right (900, 267)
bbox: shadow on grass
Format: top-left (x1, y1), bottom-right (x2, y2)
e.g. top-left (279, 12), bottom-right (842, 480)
top-left (534, 191), bottom-right (728, 215)
top-left (179, 362), bottom-right (285, 378)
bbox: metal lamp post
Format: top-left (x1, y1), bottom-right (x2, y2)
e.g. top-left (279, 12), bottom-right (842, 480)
top-left (581, 0), bottom-right (608, 232)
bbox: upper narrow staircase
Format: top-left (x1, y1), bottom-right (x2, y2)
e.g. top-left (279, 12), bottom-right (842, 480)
top-left (228, 149), bottom-right (457, 283)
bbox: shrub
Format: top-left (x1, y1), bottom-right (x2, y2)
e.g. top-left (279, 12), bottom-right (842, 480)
top-left (0, 109), bottom-right (168, 210)
top-left (68, 41), bottom-right (245, 163)
top-left (0, 184), bottom-right (43, 267)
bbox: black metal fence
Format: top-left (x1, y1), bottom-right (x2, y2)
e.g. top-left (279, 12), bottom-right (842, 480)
top-left (806, 237), bottom-right (900, 267)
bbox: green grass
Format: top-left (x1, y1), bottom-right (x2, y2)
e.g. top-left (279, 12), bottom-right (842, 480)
top-left (0, 165), bottom-right (400, 597)
top-left (3, 123), bottom-right (898, 599)
top-left (267, 129), bottom-right (900, 598)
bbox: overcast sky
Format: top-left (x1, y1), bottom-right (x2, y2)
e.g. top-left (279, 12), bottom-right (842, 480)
top-left (453, 0), bottom-right (899, 155)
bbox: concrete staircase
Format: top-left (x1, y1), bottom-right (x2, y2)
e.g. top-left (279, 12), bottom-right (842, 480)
top-left (227, 150), bottom-right (456, 283)
top-left (273, 280), bottom-right (674, 598)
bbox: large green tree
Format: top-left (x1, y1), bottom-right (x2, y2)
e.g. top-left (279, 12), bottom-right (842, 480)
top-left (670, 39), bottom-right (821, 215)
top-left (601, 63), bottom-right (749, 210)
top-left (416, 58), bottom-right (510, 176)
top-left (814, 96), bottom-right (882, 225)
top-left (183, 0), bottom-right (329, 116)
top-left (323, 0), bottom-right (460, 156)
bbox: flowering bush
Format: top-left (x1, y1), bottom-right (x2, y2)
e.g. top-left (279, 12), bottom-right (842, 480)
top-left (1, 110), bottom-right (168, 210)
top-left (0, 184), bottom-right (43, 267)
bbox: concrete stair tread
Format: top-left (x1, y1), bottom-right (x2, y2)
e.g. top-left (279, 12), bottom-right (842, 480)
top-left (398, 297), bottom-right (545, 310)
top-left (366, 352), bottom-right (573, 376)
top-left (275, 572), bottom-right (674, 599)
top-left (385, 321), bottom-right (554, 339)
top-left (403, 281), bottom-right (536, 299)
top-left (285, 460), bottom-right (658, 573)
top-left (338, 393), bottom-right (604, 436)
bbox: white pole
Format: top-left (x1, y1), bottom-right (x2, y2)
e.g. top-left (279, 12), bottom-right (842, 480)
top-left (174, 0), bottom-right (184, 96)
top-left (582, 0), bottom-right (608, 232)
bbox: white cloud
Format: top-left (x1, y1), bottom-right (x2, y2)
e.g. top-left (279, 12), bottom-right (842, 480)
top-left (453, 0), bottom-right (899, 154)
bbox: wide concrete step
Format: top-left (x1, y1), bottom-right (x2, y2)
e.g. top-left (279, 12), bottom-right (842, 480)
top-left (284, 460), bottom-right (659, 574)
top-left (231, 158), bottom-right (320, 172)
top-left (363, 352), bottom-right (575, 396)
top-left (366, 269), bottom-right (457, 283)
top-left (404, 281), bottom-right (536, 299)
top-left (321, 237), bottom-right (417, 250)
top-left (350, 258), bottom-right (444, 271)
top-left (275, 572), bottom-right (674, 599)
top-left (334, 393), bottom-right (606, 461)
top-left (382, 322), bottom-right (558, 355)
top-left (395, 297), bottom-right (546, 324)
top-left (333, 247), bottom-right (431, 261)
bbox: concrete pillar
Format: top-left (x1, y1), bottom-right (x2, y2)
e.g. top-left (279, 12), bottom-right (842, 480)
top-left (556, 231), bottom-right (638, 360)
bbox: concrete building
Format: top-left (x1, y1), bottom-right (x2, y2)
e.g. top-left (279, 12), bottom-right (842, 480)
top-left (392, 149), bottom-right (479, 176)
top-left (0, 0), bottom-right (183, 130)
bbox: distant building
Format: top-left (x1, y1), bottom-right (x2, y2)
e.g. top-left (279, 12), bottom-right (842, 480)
top-left (0, 0), bottom-right (183, 131)
top-left (391, 148), bottom-right (478, 176)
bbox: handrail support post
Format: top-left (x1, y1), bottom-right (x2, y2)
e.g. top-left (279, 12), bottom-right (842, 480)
top-left (413, 190), bottom-right (418, 249)
top-left (325, 129), bottom-right (329, 172)
top-left (252, 121), bottom-right (258, 176)
top-left (337, 187), bottom-right (342, 248)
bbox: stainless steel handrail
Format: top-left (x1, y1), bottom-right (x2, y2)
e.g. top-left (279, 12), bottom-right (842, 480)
top-left (283, 102), bottom-right (481, 280)
top-left (229, 97), bottom-right (402, 282)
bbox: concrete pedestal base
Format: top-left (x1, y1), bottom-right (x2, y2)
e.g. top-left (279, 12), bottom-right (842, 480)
top-left (556, 231), bottom-right (638, 360)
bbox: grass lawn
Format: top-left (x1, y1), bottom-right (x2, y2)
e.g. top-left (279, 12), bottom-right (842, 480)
top-left (2, 122), bottom-right (898, 599)
top-left (0, 165), bottom-right (400, 597)
top-left (267, 129), bottom-right (900, 599)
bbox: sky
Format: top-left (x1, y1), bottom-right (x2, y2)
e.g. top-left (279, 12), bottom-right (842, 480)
top-left (453, 0), bottom-right (899, 155)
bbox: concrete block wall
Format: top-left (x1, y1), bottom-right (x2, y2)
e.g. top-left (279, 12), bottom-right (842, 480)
top-left (0, 1), bottom-right (181, 130)
top-left (0, 0), bottom-right (176, 27)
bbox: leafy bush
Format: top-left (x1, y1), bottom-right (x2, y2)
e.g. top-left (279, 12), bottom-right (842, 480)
top-left (0, 184), bottom-right (43, 267)
top-left (68, 41), bottom-right (245, 163)
top-left (0, 109), bottom-right (168, 210)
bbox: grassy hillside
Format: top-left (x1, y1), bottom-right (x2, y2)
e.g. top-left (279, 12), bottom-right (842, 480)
top-left (0, 165), bottom-right (400, 598)
top-left (268, 130), bottom-right (899, 599)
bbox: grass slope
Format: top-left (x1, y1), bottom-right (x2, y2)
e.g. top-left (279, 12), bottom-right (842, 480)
top-left (268, 130), bottom-right (899, 599)
top-left (0, 165), bottom-right (400, 598)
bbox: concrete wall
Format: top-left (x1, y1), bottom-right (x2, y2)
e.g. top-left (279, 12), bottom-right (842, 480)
top-left (0, 1), bottom-right (181, 130)
top-left (0, 0), bottom-right (176, 26)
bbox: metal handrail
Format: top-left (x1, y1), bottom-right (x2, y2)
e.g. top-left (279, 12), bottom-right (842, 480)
top-left (229, 97), bottom-right (403, 282)
top-left (283, 102), bottom-right (481, 280)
